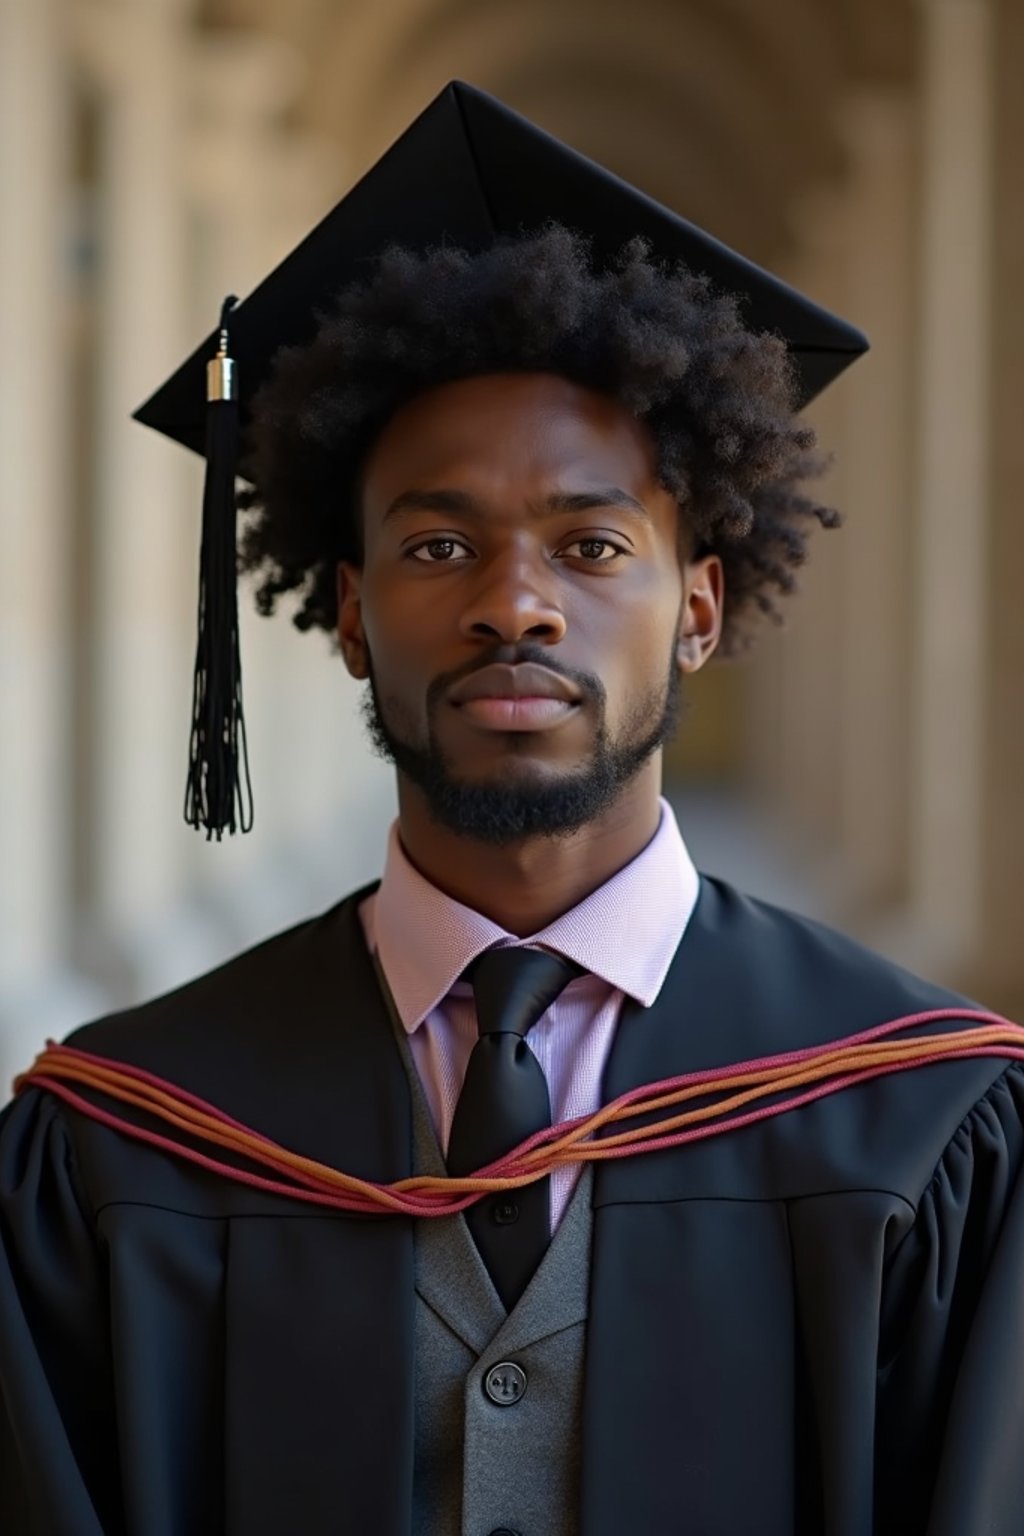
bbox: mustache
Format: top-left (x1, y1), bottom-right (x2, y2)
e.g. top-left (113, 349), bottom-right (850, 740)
top-left (425, 644), bottom-right (606, 714)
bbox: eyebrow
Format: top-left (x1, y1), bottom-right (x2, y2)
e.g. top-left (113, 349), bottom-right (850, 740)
top-left (381, 486), bottom-right (651, 524)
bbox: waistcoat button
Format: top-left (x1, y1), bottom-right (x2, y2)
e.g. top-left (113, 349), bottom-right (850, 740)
top-left (492, 1199), bottom-right (519, 1225)
top-left (484, 1360), bottom-right (527, 1405)
top-left (488, 1528), bottom-right (521, 1535)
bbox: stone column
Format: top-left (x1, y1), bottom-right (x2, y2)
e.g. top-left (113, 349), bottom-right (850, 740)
top-left (831, 92), bottom-right (917, 920)
top-left (975, 0), bottom-right (1024, 1017)
top-left (753, 185), bottom-right (851, 895)
top-left (908, 0), bottom-right (994, 976)
top-left (0, 0), bottom-right (102, 1086)
top-left (77, 0), bottom-right (205, 992)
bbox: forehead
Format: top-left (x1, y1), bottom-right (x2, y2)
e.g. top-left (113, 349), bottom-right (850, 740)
top-left (360, 372), bottom-right (662, 507)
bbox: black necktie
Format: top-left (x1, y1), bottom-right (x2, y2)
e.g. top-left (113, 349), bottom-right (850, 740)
top-left (447, 946), bottom-right (580, 1310)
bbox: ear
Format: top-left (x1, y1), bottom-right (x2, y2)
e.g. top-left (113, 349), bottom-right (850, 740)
top-left (676, 552), bottom-right (724, 675)
top-left (337, 561), bottom-right (369, 679)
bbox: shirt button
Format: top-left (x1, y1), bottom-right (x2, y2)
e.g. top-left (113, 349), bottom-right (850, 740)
top-left (492, 1199), bottom-right (519, 1225)
top-left (484, 1361), bottom-right (527, 1405)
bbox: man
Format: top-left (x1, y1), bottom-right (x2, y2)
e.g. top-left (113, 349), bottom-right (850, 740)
top-left (2, 82), bottom-right (1023, 1536)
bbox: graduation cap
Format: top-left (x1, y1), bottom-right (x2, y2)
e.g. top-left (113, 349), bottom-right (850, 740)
top-left (134, 79), bottom-right (868, 840)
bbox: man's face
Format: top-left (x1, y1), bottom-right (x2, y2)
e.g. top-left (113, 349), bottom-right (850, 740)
top-left (338, 372), bottom-right (722, 842)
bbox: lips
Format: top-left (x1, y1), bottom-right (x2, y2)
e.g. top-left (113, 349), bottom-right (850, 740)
top-left (447, 663), bottom-right (582, 706)
top-left (447, 663), bottom-right (582, 735)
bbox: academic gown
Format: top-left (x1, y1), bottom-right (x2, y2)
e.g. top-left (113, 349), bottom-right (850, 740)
top-left (2, 875), bottom-right (1023, 1536)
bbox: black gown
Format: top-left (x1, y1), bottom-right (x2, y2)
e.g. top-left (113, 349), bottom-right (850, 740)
top-left (2, 875), bottom-right (1023, 1536)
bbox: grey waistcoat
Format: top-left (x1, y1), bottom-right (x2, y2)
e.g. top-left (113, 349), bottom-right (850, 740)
top-left (389, 1009), bottom-right (593, 1536)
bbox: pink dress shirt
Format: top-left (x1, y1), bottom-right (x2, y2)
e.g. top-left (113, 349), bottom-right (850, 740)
top-left (359, 798), bottom-right (699, 1228)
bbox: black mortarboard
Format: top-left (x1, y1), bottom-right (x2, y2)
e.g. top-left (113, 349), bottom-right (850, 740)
top-left (134, 79), bottom-right (868, 839)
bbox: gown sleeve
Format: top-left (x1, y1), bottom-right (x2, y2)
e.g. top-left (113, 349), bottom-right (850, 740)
top-left (878, 1061), bottom-right (1024, 1535)
top-left (0, 1089), bottom-right (121, 1536)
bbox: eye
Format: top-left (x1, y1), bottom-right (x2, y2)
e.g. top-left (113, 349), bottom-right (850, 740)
top-left (561, 537), bottom-right (628, 563)
top-left (408, 537), bottom-right (473, 563)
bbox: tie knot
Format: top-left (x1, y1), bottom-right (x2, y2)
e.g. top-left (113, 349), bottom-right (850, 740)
top-left (467, 947), bottom-right (581, 1039)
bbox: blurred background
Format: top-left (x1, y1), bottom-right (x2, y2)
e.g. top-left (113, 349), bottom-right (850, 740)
top-left (2, 0), bottom-right (1022, 1091)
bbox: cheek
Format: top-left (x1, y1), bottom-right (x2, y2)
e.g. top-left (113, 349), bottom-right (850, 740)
top-left (632, 564), bottom-right (685, 651)
top-left (358, 571), bottom-right (440, 670)
top-left (573, 570), bottom-right (681, 669)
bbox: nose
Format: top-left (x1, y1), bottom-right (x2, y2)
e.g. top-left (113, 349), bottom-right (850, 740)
top-left (458, 546), bottom-right (567, 646)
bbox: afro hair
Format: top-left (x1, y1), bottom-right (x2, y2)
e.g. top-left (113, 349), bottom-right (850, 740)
top-left (238, 224), bottom-right (835, 656)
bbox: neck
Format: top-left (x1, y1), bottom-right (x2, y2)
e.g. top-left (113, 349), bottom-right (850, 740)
top-left (394, 763), bottom-right (663, 935)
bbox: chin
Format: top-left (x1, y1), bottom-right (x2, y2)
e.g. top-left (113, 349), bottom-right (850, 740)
top-left (447, 753), bottom-right (585, 789)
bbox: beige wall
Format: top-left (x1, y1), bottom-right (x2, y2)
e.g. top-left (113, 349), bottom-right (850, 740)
top-left (1, 0), bottom-right (1021, 1090)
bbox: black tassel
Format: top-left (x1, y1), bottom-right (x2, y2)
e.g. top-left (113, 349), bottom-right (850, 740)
top-left (184, 295), bottom-right (253, 839)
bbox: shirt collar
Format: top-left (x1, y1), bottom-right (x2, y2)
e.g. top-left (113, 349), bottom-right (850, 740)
top-left (370, 798), bottom-right (699, 1034)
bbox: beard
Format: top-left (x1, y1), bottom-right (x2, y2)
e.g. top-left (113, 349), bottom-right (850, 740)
top-left (359, 639), bottom-right (686, 846)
